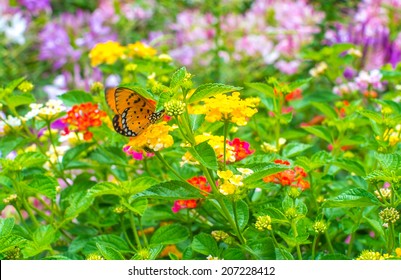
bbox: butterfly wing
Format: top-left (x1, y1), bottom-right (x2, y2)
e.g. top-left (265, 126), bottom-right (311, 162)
top-left (110, 87), bottom-right (164, 137)
top-left (105, 87), bottom-right (119, 115)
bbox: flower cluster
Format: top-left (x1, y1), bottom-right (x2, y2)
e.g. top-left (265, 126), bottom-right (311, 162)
top-left (196, 92), bottom-right (260, 126)
top-left (89, 41), bottom-right (158, 67)
top-left (379, 207), bottom-right (400, 224)
top-left (255, 215), bottom-right (273, 231)
top-left (356, 250), bottom-right (386, 260)
top-left (227, 138), bottom-right (254, 161)
top-left (172, 176), bottom-right (211, 213)
top-left (122, 146), bottom-right (154, 161)
top-left (263, 159), bottom-right (310, 190)
top-left (126, 122), bottom-right (174, 152)
top-left (216, 169), bottom-right (252, 196)
top-left (25, 100), bottom-right (66, 121)
top-left (62, 102), bottom-right (107, 141)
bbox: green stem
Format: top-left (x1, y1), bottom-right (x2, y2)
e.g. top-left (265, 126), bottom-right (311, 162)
top-left (291, 221), bottom-right (302, 260)
top-left (121, 216), bottom-right (136, 251)
top-left (346, 232), bottom-right (355, 258)
top-left (387, 223), bottom-right (395, 254)
top-left (324, 230), bottom-right (335, 254)
top-left (312, 235), bottom-right (318, 260)
top-left (128, 212), bottom-right (142, 249)
top-left (222, 120), bottom-right (229, 170)
top-left (21, 197), bottom-right (40, 228)
top-left (138, 216), bottom-right (149, 247)
top-left (154, 151), bottom-right (187, 182)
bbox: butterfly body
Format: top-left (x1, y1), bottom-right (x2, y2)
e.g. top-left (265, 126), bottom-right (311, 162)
top-left (106, 87), bottom-right (164, 137)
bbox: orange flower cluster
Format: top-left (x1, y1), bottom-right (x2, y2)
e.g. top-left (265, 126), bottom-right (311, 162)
top-left (263, 159), bottom-right (310, 190)
top-left (172, 176), bottom-right (211, 213)
top-left (62, 103), bottom-right (107, 140)
top-left (228, 138), bottom-right (254, 161)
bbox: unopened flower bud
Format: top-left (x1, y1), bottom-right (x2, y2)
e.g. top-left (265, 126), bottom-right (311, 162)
top-left (255, 215), bottom-right (272, 231)
top-left (165, 100), bottom-right (186, 116)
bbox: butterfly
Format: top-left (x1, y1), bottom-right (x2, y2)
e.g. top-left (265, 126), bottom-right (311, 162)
top-left (105, 87), bottom-right (164, 137)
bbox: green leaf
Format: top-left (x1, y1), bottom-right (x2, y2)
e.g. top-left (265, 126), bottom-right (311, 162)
top-left (364, 170), bottom-right (393, 182)
top-left (0, 135), bottom-right (26, 158)
top-left (363, 217), bottom-right (385, 240)
top-left (376, 153), bottom-right (401, 171)
top-left (189, 141), bottom-right (218, 170)
top-left (275, 248), bottom-right (294, 260)
top-left (322, 188), bottom-right (380, 208)
top-left (126, 86), bottom-right (154, 100)
top-left (58, 90), bottom-right (94, 106)
top-left (14, 152), bottom-right (47, 169)
top-left (150, 224), bottom-right (189, 245)
top-left (89, 146), bottom-right (128, 166)
top-left (245, 82), bottom-right (275, 98)
top-left (64, 191), bottom-right (94, 220)
top-left (189, 114), bottom-right (205, 132)
top-left (0, 218), bottom-right (14, 238)
top-left (0, 235), bottom-right (26, 254)
top-left (62, 143), bottom-right (93, 168)
top-left (243, 164), bottom-right (290, 186)
top-left (222, 248), bottom-right (245, 260)
top-left (302, 125), bottom-right (333, 143)
top-left (7, 93), bottom-right (35, 109)
top-left (22, 225), bottom-right (55, 258)
top-left (82, 235), bottom-right (130, 255)
top-left (6, 77), bottom-right (26, 91)
top-left (332, 158), bottom-right (366, 176)
top-left (245, 237), bottom-right (276, 260)
top-left (287, 78), bottom-right (312, 91)
top-left (135, 180), bottom-right (204, 199)
top-left (96, 243), bottom-right (125, 260)
top-left (28, 175), bottom-right (58, 200)
top-left (191, 233), bottom-right (218, 256)
top-left (124, 198), bottom-right (148, 216)
top-left (312, 102), bottom-right (338, 119)
top-left (170, 67), bottom-right (187, 89)
top-left (156, 86), bottom-right (173, 111)
top-left (358, 110), bottom-right (383, 124)
top-left (88, 182), bottom-right (121, 197)
top-left (188, 83), bottom-right (242, 103)
top-left (282, 143), bottom-right (312, 158)
top-left (122, 177), bottom-right (160, 196)
top-left (224, 199), bottom-right (249, 231)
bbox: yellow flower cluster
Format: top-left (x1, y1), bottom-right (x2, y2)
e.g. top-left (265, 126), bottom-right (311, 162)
top-left (180, 133), bottom-right (236, 166)
top-left (356, 250), bottom-right (385, 260)
top-left (89, 41), bottom-right (126, 67)
top-left (196, 92), bottom-right (260, 126)
top-left (127, 122), bottom-right (174, 152)
top-left (89, 41), bottom-right (158, 67)
top-left (217, 169), bottom-right (244, 195)
top-left (376, 125), bottom-right (401, 146)
top-left (127, 41), bottom-right (157, 58)
top-left (255, 215), bottom-right (273, 231)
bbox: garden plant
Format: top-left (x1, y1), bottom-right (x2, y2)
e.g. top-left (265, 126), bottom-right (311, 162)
top-left (0, 0), bottom-right (401, 261)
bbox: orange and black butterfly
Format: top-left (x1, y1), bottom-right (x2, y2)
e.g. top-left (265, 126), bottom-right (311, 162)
top-left (105, 87), bottom-right (164, 137)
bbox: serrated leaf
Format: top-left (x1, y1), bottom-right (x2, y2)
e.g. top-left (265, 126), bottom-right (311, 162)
top-left (188, 83), bottom-right (242, 103)
top-left (22, 225), bottom-right (55, 258)
top-left (59, 90), bottom-right (93, 106)
top-left (191, 233), bottom-right (218, 256)
top-left (122, 177), bottom-right (160, 196)
top-left (222, 248), bottom-right (245, 260)
top-left (282, 143), bottom-right (312, 158)
top-left (65, 191), bottom-right (94, 220)
top-left (28, 175), bottom-right (58, 200)
top-left (82, 235), bottom-right (130, 255)
top-left (302, 125), bottom-right (333, 143)
top-left (96, 242), bottom-right (125, 260)
top-left (150, 224), bottom-right (189, 245)
top-left (0, 218), bottom-right (14, 238)
top-left (189, 141), bottom-right (218, 170)
top-left (156, 86), bottom-right (174, 111)
top-left (376, 153), bottom-right (401, 171)
top-left (170, 67), bottom-right (187, 88)
top-left (245, 82), bottom-right (275, 98)
top-left (88, 182), bottom-right (121, 197)
top-left (322, 188), bottom-right (380, 208)
top-left (14, 152), bottom-right (47, 169)
top-left (364, 170), bottom-right (393, 182)
top-left (0, 135), bottom-right (26, 158)
top-left (134, 180), bottom-right (204, 199)
top-left (0, 235), bottom-right (26, 253)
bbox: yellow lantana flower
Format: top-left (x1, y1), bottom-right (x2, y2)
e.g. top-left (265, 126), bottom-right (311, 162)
top-left (127, 122), bottom-right (174, 152)
top-left (127, 42), bottom-right (157, 58)
top-left (196, 92), bottom-right (260, 126)
top-left (89, 41), bottom-right (126, 67)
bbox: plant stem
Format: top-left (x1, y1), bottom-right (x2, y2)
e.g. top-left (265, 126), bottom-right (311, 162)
top-left (222, 120), bottom-right (229, 170)
top-left (154, 151), bottom-right (186, 182)
top-left (138, 216), bottom-right (149, 247)
top-left (312, 235), bottom-right (318, 260)
top-left (128, 212), bottom-right (142, 250)
top-left (346, 232), bottom-right (355, 258)
top-left (324, 230), bottom-right (335, 254)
